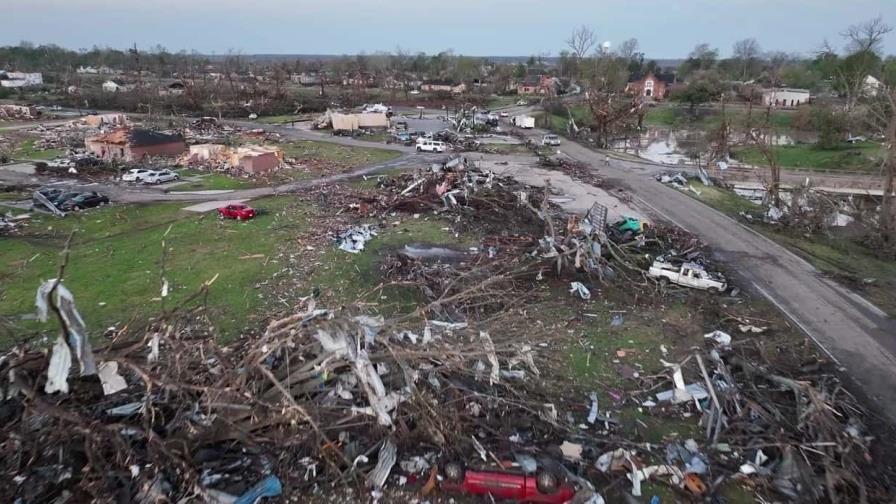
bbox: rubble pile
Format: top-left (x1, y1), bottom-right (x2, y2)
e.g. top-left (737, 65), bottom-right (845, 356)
top-left (537, 154), bottom-right (606, 188)
top-left (2, 263), bottom-right (887, 502)
top-left (2, 151), bottom-right (891, 502)
top-left (27, 122), bottom-right (103, 151)
top-left (0, 104), bottom-right (38, 121)
top-left (0, 282), bottom-right (580, 502)
top-left (183, 117), bottom-right (239, 143)
top-left (0, 212), bottom-right (29, 235)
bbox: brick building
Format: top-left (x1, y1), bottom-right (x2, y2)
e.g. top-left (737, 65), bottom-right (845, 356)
top-left (85, 129), bottom-right (186, 162)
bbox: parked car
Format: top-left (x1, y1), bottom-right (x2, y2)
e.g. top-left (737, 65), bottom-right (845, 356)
top-left (499, 111), bottom-right (509, 118)
top-left (142, 169), bottom-right (180, 184)
top-left (121, 168), bottom-right (153, 183)
top-left (542, 134), bottom-right (561, 146)
top-left (217, 203), bottom-right (256, 220)
top-left (42, 191), bottom-right (82, 208)
top-left (647, 259), bottom-right (727, 293)
top-left (58, 191), bottom-right (109, 211)
top-left (409, 89), bottom-right (421, 95)
top-left (516, 100), bottom-right (529, 106)
top-left (416, 139), bottom-right (446, 153)
top-left (32, 188), bottom-right (63, 208)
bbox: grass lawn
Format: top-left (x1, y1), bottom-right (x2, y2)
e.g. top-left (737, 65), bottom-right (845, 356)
top-left (644, 105), bottom-right (794, 130)
top-left (0, 196), bottom-right (306, 346)
top-left (309, 217), bottom-right (467, 315)
top-left (170, 172), bottom-right (258, 192)
top-left (14, 138), bottom-right (64, 160)
top-left (684, 181), bottom-right (896, 315)
top-left (486, 95), bottom-right (522, 108)
top-left (541, 105), bottom-right (591, 134)
top-left (281, 139), bottom-right (400, 167)
top-left (732, 141), bottom-right (883, 172)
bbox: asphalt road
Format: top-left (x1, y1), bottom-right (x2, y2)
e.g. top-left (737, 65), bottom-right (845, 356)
top-left (506, 116), bottom-right (896, 421)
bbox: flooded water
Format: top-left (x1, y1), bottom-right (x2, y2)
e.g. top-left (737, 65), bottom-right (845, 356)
top-left (399, 244), bottom-right (469, 262)
top-left (611, 127), bottom-right (816, 165)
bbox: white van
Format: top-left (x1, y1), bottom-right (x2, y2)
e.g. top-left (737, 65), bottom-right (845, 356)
top-left (416, 139), bottom-right (446, 153)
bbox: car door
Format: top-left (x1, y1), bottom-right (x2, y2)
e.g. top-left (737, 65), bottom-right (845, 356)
top-left (679, 267), bottom-right (697, 287)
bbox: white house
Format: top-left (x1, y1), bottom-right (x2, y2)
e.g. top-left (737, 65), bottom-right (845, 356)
top-left (0, 71), bottom-right (43, 88)
top-left (863, 75), bottom-right (884, 97)
top-left (102, 80), bottom-right (125, 93)
top-left (761, 88), bottom-right (810, 108)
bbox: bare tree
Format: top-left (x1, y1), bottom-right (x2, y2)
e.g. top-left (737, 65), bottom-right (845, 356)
top-left (832, 18), bottom-right (894, 111)
top-left (744, 101), bottom-right (783, 209)
top-left (764, 51), bottom-right (793, 87)
top-left (566, 25), bottom-right (596, 60)
top-left (865, 88), bottom-right (896, 256)
top-left (732, 38), bottom-right (761, 80)
top-left (842, 16), bottom-right (893, 54)
top-left (582, 55), bottom-right (642, 148)
top-left (615, 38), bottom-right (640, 61)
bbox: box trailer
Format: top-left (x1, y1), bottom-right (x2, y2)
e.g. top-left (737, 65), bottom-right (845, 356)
top-left (511, 115), bottom-right (535, 129)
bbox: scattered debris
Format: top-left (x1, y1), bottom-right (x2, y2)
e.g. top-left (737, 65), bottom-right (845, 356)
top-left (336, 224), bottom-right (378, 253)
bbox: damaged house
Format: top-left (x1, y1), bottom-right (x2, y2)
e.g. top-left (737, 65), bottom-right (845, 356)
top-left (182, 143), bottom-right (283, 174)
top-left (85, 128), bottom-right (186, 162)
top-left (420, 80), bottom-right (467, 94)
top-left (0, 71), bottom-right (43, 88)
top-left (229, 145), bottom-right (283, 174)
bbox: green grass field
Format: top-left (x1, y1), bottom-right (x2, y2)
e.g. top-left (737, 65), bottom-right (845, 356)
top-left (644, 105), bottom-right (794, 130)
top-left (170, 172), bottom-right (258, 191)
top-left (732, 141), bottom-right (883, 172)
top-left (280, 139), bottom-right (400, 167)
top-left (0, 197), bottom-right (306, 345)
top-left (14, 138), bottom-right (64, 160)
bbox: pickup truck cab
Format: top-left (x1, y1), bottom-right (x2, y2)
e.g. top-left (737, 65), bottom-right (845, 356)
top-left (416, 139), bottom-right (446, 153)
top-left (647, 259), bottom-right (727, 293)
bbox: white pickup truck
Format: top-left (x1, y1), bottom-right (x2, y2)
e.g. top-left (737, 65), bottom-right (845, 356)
top-left (647, 259), bottom-right (727, 293)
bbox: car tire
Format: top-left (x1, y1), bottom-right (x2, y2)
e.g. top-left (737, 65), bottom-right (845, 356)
top-left (535, 471), bottom-right (560, 494)
top-left (659, 277), bottom-right (670, 286)
top-left (416, 147), bottom-right (422, 152)
top-left (443, 462), bottom-right (465, 483)
top-left (707, 286), bottom-right (720, 294)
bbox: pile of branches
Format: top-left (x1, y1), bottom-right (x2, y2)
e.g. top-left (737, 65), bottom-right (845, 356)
top-left (374, 156), bottom-right (557, 237)
top-left (655, 330), bottom-right (884, 503)
top-left (0, 280), bottom-right (573, 502)
top-left (536, 154), bottom-right (605, 188)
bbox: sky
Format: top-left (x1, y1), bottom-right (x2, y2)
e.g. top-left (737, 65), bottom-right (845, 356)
top-left (4, 0), bottom-right (896, 58)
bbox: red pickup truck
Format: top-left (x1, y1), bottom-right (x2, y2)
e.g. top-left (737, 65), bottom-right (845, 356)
top-left (217, 203), bottom-right (256, 220)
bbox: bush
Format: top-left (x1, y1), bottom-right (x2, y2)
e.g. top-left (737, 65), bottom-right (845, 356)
top-left (811, 106), bottom-right (848, 149)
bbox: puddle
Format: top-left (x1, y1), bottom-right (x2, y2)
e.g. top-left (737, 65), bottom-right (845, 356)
top-left (612, 127), bottom-right (816, 165)
top-left (399, 244), bottom-right (469, 262)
